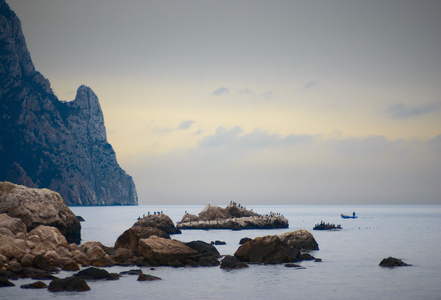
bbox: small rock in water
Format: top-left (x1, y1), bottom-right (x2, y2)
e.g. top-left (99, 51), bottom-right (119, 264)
top-left (284, 263), bottom-right (306, 269)
top-left (20, 281), bottom-right (48, 289)
top-left (0, 277), bottom-right (15, 287)
top-left (379, 257), bottom-right (411, 268)
top-left (137, 274), bottom-right (161, 281)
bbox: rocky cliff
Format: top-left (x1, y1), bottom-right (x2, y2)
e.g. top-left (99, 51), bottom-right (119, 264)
top-left (0, 1), bottom-right (138, 205)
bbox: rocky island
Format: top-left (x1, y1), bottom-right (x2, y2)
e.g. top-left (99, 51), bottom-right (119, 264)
top-left (177, 203), bottom-right (289, 230)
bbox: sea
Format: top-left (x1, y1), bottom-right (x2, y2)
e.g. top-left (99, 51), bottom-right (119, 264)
top-left (2, 205), bottom-right (441, 300)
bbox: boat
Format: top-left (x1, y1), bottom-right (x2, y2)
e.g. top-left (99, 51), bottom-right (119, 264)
top-left (341, 214), bottom-right (358, 219)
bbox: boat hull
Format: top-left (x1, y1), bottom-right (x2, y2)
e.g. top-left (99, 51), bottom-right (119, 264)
top-left (341, 214), bottom-right (358, 219)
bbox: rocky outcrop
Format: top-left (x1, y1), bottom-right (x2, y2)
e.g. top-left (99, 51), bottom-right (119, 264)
top-left (132, 213), bottom-right (181, 235)
top-left (177, 203), bottom-right (288, 230)
top-left (234, 235), bottom-right (301, 264)
top-left (379, 257), bottom-right (411, 268)
top-left (0, 2), bottom-right (137, 206)
top-left (0, 182), bottom-right (81, 244)
top-left (234, 230), bottom-right (319, 264)
top-left (313, 221), bottom-right (342, 231)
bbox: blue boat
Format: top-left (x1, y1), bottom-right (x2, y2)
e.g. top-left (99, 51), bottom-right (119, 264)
top-left (341, 213), bottom-right (358, 219)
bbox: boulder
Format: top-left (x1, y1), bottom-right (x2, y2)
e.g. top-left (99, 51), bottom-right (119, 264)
top-left (185, 241), bottom-right (220, 258)
top-left (133, 213), bottom-right (181, 234)
top-left (239, 237), bottom-right (252, 244)
top-left (20, 281), bottom-right (48, 289)
top-left (137, 236), bottom-right (198, 266)
top-left (0, 182), bottom-right (81, 244)
top-left (48, 275), bottom-right (90, 292)
top-left (111, 247), bottom-right (135, 265)
top-left (137, 274), bottom-right (161, 281)
top-left (279, 229), bottom-right (319, 251)
top-left (79, 242), bottom-right (115, 267)
top-left (28, 225), bottom-right (69, 254)
top-left (114, 226), bottom-right (170, 253)
top-left (379, 257), bottom-right (411, 268)
top-left (220, 255), bottom-right (249, 269)
top-left (234, 235), bottom-right (301, 264)
top-left (0, 213), bottom-right (26, 235)
top-left (75, 267), bottom-right (119, 280)
top-left (0, 277), bottom-right (15, 287)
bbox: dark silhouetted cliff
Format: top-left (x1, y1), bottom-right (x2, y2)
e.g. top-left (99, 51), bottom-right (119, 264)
top-left (0, 1), bottom-right (138, 205)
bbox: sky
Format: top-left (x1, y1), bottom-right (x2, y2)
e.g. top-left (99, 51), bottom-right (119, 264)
top-left (7, 0), bottom-right (441, 205)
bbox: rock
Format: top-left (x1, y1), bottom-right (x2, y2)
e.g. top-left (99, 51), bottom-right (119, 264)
top-left (137, 274), bottom-right (161, 281)
top-left (0, 277), bottom-right (15, 287)
top-left (133, 214), bottom-right (181, 234)
top-left (220, 255), bottom-right (249, 269)
top-left (62, 262), bottom-right (80, 271)
top-left (31, 254), bottom-right (58, 272)
top-left (313, 221), bottom-right (342, 230)
top-left (12, 267), bottom-right (57, 280)
top-left (28, 225), bottom-right (69, 251)
top-left (75, 267), bottom-right (118, 280)
top-left (279, 229), bottom-right (319, 251)
top-left (120, 269), bottom-right (143, 275)
top-left (379, 257), bottom-right (411, 268)
top-left (0, 182), bottom-right (81, 244)
top-left (79, 241), bottom-right (115, 267)
top-left (111, 247), bottom-right (135, 265)
top-left (77, 216), bottom-right (85, 222)
top-left (300, 253), bottom-right (315, 261)
top-left (213, 240), bottom-right (226, 245)
top-left (185, 241), bottom-right (220, 258)
top-left (137, 236), bottom-right (198, 266)
top-left (284, 263), bottom-right (306, 269)
top-left (48, 275), bottom-right (90, 292)
top-left (20, 281), bottom-right (48, 289)
top-left (199, 256), bottom-right (220, 267)
top-left (177, 203), bottom-right (288, 230)
top-left (0, 213), bottom-right (26, 235)
top-left (114, 226), bottom-right (170, 253)
top-left (234, 235), bottom-right (301, 264)
top-left (0, 2), bottom-right (138, 206)
top-left (239, 237), bottom-right (252, 244)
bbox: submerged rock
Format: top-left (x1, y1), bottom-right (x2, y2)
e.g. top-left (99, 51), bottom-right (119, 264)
top-left (20, 281), bottom-right (48, 289)
top-left (137, 274), bottom-right (161, 281)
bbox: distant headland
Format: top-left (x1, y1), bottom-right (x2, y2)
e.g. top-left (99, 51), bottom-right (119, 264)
top-left (0, 1), bottom-right (137, 206)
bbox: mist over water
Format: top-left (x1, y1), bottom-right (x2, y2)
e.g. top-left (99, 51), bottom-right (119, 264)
top-left (4, 205), bottom-right (441, 299)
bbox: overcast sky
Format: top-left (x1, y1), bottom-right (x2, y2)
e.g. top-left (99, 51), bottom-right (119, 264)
top-left (8, 0), bottom-right (441, 205)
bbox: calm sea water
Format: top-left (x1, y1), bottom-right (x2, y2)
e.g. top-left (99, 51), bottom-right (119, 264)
top-left (2, 205), bottom-right (441, 300)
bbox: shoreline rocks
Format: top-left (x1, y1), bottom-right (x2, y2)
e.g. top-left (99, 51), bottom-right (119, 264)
top-left (177, 203), bottom-right (288, 230)
top-left (0, 182), bottom-right (81, 244)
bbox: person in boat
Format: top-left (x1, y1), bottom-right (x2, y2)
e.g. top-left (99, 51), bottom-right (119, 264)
top-left (353, 212), bottom-right (356, 217)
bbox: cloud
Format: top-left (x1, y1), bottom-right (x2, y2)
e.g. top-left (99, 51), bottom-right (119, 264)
top-left (303, 81), bottom-right (318, 90)
top-left (178, 120), bottom-right (195, 130)
top-left (237, 88), bottom-right (253, 95)
top-left (261, 91), bottom-right (274, 100)
top-left (198, 126), bottom-right (317, 149)
top-left (385, 102), bottom-right (441, 119)
top-left (211, 87), bottom-right (230, 96)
